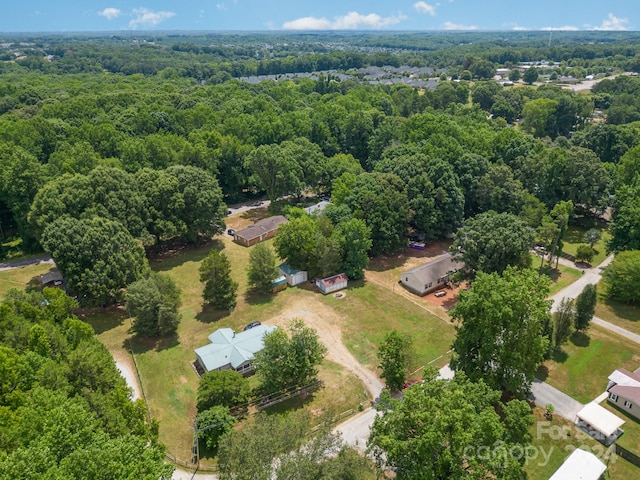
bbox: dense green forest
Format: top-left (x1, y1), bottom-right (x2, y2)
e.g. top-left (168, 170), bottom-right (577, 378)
top-left (2, 31), bottom-right (640, 477)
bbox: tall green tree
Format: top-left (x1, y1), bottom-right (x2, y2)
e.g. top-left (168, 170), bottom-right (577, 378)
top-left (377, 330), bottom-right (414, 391)
top-left (218, 410), bottom-right (369, 480)
top-left (553, 298), bottom-right (575, 347)
top-left (345, 172), bottom-right (410, 256)
top-left (451, 266), bottom-right (551, 396)
top-left (197, 370), bottom-right (250, 412)
top-left (200, 249), bottom-right (238, 310)
top-left (603, 250), bottom-right (640, 304)
top-left (245, 143), bottom-right (303, 204)
top-left (247, 243), bottom-right (279, 294)
top-left (196, 405), bottom-right (236, 451)
top-left (523, 66), bottom-right (539, 85)
top-left (41, 216), bottom-right (149, 306)
top-left (253, 319), bottom-right (327, 393)
top-left (450, 211), bottom-right (534, 276)
top-left (127, 273), bottom-right (182, 336)
top-left (335, 218), bottom-right (371, 280)
top-left (608, 181), bottom-right (640, 252)
top-left (574, 284), bottom-right (597, 331)
top-left (368, 372), bottom-right (532, 479)
top-left (273, 215), bottom-right (318, 272)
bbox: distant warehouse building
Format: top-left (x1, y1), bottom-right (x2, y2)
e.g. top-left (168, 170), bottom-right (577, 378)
top-left (233, 215), bottom-right (289, 247)
top-left (399, 252), bottom-right (460, 296)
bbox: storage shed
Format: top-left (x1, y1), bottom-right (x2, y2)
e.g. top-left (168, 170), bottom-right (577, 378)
top-left (400, 252), bottom-right (460, 296)
top-left (279, 262), bottom-right (308, 286)
top-left (233, 215), bottom-right (289, 247)
top-left (316, 273), bottom-right (348, 295)
top-left (271, 275), bottom-right (287, 293)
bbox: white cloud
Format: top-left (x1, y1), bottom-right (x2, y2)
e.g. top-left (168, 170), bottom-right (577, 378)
top-left (216, 3), bottom-right (228, 11)
top-left (282, 11), bottom-right (407, 30)
top-left (594, 13), bottom-right (629, 31)
top-left (442, 21), bottom-right (477, 30)
top-left (541, 25), bottom-right (579, 31)
top-left (129, 8), bottom-right (175, 29)
top-left (98, 7), bottom-right (121, 20)
top-left (414, 2), bottom-right (436, 16)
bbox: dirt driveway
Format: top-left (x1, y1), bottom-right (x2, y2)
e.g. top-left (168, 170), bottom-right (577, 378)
top-left (261, 296), bottom-right (384, 399)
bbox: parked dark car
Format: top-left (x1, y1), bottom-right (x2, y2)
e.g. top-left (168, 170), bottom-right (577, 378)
top-left (227, 229), bottom-right (235, 235)
top-left (243, 321), bottom-right (261, 331)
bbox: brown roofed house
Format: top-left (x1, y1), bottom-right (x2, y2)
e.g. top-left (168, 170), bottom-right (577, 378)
top-left (233, 215), bottom-right (289, 247)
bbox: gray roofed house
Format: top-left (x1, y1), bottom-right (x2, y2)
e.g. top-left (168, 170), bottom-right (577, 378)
top-left (194, 325), bottom-right (277, 376)
top-left (233, 215), bottom-right (289, 247)
top-left (399, 252), bottom-right (461, 296)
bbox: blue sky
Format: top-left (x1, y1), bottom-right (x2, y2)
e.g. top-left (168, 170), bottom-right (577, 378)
top-left (1, 1), bottom-right (638, 32)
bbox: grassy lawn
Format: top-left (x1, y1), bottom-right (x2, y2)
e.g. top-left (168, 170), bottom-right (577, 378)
top-left (0, 262), bottom-right (54, 299)
top-left (544, 264), bottom-right (584, 296)
top-left (79, 225), bottom-right (455, 465)
top-left (539, 325), bottom-right (640, 404)
top-left (601, 400), bottom-right (640, 455)
top-left (595, 281), bottom-right (640, 336)
top-left (562, 224), bottom-right (611, 267)
top-left (525, 406), bottom-right (638, 479)
top-left (320, 280), bottom-right (455, 372)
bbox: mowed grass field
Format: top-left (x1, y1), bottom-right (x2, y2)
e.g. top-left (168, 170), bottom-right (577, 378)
top-left (0, 262), bottom-right (53, 298)
top-left (562, 224), bottom-right (611, 267)
top-left (539, 325), bottom-right (640, 404)
top-left (596, 279), bottom-right (640, 336)
top-left (73, 215), bottom-right (456, 463)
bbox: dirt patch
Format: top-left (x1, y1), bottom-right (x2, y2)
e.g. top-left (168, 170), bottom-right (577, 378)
top-left (261, 297), bottom-right (384, 399)
top-left (179, 375), bottom-right (188, 384)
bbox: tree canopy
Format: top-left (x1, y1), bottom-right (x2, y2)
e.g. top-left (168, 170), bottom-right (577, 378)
top-left (451, 266), bottom-right (551, 396)
top-left (369, 371), bottom-right (533, 479)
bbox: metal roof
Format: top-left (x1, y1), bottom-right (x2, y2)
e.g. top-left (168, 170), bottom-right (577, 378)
top-left (576, 402), bottom-right (625, 437)
top-left (549, 448), bottom-right (606, 480)
top-left (194, 325), bottom-right (277, 372)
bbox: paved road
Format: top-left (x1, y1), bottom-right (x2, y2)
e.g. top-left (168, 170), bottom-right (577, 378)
top-left (0, 254), bottom-right (53, 271)
top-left (592, 316), bottom-right (640, 344)
top-left (549, 254), bottom-right (614, 312)
top-left (529, 380), bottom-right (584, 422)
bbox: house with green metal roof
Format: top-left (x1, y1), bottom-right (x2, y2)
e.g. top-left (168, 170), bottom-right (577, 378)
top-left (194, 324), bottom-right (277, 376)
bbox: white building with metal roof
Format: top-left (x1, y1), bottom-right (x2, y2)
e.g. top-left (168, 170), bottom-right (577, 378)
top-left (194, 325), bottom-right (277, 376)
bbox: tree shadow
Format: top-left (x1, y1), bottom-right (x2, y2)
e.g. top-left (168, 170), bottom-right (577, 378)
top-left (551, 348), bottom-right (569, 364)
top-left (195, 304), bottom-right (231, 323)
top-left (599, 294), bottom-right (640, 325)
top-left (570, 331), bottom-right (591, 347)
top-left (244, 289), bottom-right (275, 306)
top-left (260, 389), bottom-right (318, 415)
top-left (26, 274), bottom-right (44, 293)
top-left (77, 306), bottom-right (128, 334)
top-left (126, 332), bottom-right (180, 353)
top-left (536, 364), bottom-right (549, 381)
top-left (150, 241), bottom-right (219, 272)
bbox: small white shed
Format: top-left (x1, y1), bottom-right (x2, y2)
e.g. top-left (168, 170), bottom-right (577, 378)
top-left (549, 448), bottom-right (606, 480)
top-left (279, 262), bottom-right (308, 286)
top-left (317, 273), bottom-right (348, 295)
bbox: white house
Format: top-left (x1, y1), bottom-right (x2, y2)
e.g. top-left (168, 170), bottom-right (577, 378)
top-left (607, 367), bottom-right (640, 421)
top-left (194, 325), bottom-right (277, 376)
